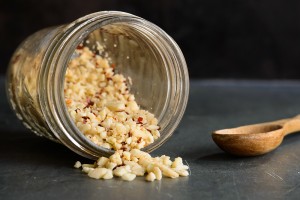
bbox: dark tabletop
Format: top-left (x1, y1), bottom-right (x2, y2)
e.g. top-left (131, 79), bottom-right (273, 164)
top-left (2, 77), bottom-right (300, 200)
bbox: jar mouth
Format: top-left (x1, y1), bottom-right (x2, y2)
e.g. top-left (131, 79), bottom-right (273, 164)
top-left (39, 11), bottom-right (189, 159)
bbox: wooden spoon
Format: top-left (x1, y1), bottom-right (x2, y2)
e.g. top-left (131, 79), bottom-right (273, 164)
top-left (212, 115), bottom-right (300, 156)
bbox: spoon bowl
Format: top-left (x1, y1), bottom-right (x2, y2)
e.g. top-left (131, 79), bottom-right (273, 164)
top-left (212, 116), bottom-right (300, 156)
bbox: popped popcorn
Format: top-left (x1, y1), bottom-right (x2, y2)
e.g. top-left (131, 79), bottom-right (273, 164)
top-left (66, 45), bottom-right (189, 181)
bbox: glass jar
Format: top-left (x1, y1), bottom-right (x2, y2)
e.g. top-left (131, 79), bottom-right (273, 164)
top-left (6, 11), bottom-right (189, 159)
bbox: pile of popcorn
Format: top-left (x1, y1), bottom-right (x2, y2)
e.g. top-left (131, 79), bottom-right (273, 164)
top-left (65, 45), bottom-right (189, 181)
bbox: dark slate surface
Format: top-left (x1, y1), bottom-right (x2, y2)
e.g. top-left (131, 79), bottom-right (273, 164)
top-left (2, 77), bottom-right (300, 200)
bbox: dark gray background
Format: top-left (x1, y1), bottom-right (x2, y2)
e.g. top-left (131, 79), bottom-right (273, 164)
top-left (1, 0), bottom-right (300, 79)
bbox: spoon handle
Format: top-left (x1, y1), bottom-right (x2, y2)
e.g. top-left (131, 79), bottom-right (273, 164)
top-left (279, 115), bottom-right (300, 136)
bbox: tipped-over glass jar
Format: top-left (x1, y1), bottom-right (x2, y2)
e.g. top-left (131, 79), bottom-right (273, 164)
top-left (6, 11), bottom-right (189, 159)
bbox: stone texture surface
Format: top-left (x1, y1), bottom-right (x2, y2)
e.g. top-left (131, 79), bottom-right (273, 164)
top-left (2, 77), bottom-right (300, 199)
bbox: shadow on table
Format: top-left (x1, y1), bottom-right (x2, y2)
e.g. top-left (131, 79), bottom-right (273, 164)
top-left (0, 129), bottom-right (90, 167)
top-left (2, 122), bottom-right (300, 170)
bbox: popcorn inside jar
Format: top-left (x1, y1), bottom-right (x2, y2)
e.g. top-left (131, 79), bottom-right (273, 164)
top-left (65, 43), bottom-right (189, 181)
